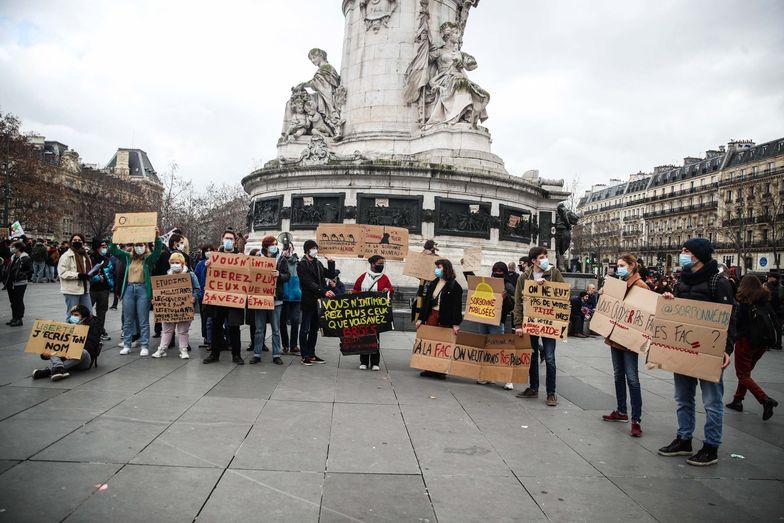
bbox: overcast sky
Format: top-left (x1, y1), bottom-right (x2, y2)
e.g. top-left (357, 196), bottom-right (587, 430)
top-left (1, 0), bottom-right (782, 196)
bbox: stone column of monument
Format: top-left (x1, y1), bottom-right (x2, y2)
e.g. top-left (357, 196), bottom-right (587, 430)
top-left (243, 0), bottom-right (571, 285)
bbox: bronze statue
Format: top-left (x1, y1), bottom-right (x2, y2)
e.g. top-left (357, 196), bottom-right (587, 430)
top-left (554, 203), bottom-right (579, 271)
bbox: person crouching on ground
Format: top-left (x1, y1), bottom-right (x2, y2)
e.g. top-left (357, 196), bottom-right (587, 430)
top-left (514, 246), bottom-right (566, 407)
top-left (353, 255), bottom-right (395, 371)
top-left (415, 259), bottom-right (463, 379)
top-left (602, 254), bottom-right (647, 437)
top-left (251, 235), bottom-right (289, 366)
top-left (657, 238), bottom-right (735, 466)
top-left (152, 252), bottom-right (201, 360)
top-left (32, 304), bottom-right (102, 381)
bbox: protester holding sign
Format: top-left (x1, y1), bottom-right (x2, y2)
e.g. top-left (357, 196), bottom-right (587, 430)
top-left (352, 255), bottom-right (395, 371)
top-left (297, 239), bottom-right (337, 366)
top-left (151, 252), bottom-right (201, 360)
top-left (514, 246), bottom-right (565, 407)
top-left (251, 236), bottom-right (289, 365)
top-left (410, 240), bottom-right (438, 322)
top-left (416, 258), bottom-right (463, 379)
top-left (57, 233), bottom-right (93, 320)
top-left (726, 275), bottom-right (779, 420)
top-left (657, 238), bottom-right (735, 467)
top-left (109, 225), bottom-right (163, 357)
top-left (31, 305), bottom-right (101, 381)
top-left (601, 255), bottom-right (649, 437)
top-left (4, 240), bottom-right (31, 327)
top-left (475, 262), bottom-right (516, 390)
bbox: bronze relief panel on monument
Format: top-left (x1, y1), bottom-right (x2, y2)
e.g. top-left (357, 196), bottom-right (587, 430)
top-left (290, 193), bottom-right (345, 230)
top-left (356, 193), bottom-right (423, 234)
top-left (499, 205), bottom-right (533, 243)
top-left (434, 197), bottom-right (492, 239)
top-left (252, 196), bottom-right (283, 231)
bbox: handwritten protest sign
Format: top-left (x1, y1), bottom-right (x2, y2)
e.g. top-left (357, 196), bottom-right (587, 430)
top-left (462, 247), bottom-right (483, 273)
top-left (151, 273), bottom-right (194, 323)
top-left (203, 252), bottom-right (250, 309)
top-left (464, 276), bottom-right (504, 326)
top-left (339, 335), bottom-right (380, 356)
top-left (589, 277), bottom-right (626, 338)
top-left (403, 251), bottom-right (438, 281)
top-left (113, 212), bottom-right (157, 244)
top-left (317, 224), bottom-right (362, 257)
top-left (248, 257), bottom-right (276, 310)
top-left (522, 280), bottom-right (571, 340)
top-left (608, 286), bottom-right (659, 353)
top-left (320, 291), bottom-right (393, 337)
top-left (25, 320), bottom-right (88, 360)
top-left (647, 297), bottom-right (733, 382)
top-left (410, 327), bottom-right (533, 383)
top-left (361, 225), bottom-right (409, 261)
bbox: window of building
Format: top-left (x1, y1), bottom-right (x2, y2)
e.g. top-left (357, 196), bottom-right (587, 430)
top-left (746, 230), bottom-right (752, 242)
top-left (763, 229), bottom-right (769, 241)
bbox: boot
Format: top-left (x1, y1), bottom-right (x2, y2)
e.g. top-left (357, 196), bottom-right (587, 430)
top-left (725, 398), bottom-right (743, 412)
top-left (762, 398), bottom-right (778, 421)
top-left (179, 347), bottom-right (190, 360)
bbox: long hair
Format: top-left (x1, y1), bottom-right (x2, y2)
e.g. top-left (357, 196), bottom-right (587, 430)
top-left (435, 258), bottom-right (456, 280)
top-left (619, 254), bottom-right (639, 274)
top-left (736, 275), bottom-right (770, 305)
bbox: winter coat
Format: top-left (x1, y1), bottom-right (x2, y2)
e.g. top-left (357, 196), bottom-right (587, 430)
top-left (272, 256), bottom-right (291, 302)
top-left (31, 243), bottom-right (47, 263)
top-left (297, 256), bottom-right (336, 311)
top-left (513, 265), bottom-right (566, 328)
top-left (108, 238), bottom-right (164, 300)
top-left (282, 254), bottom-right (302, 302)
top-left (5, 252), bottom-right (32, 290)
top-left (353, 272), bottom-right (395, 295)
top-left (89, 253), bottom-right (115, 293)
top-left (58, 248), bottom-right (92, 296)
top-left (418, 278), bottom-right (463, 327)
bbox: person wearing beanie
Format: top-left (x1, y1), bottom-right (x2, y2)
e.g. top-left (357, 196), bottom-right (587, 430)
top-left (657, 238), bottom-right (736, 466)
top-left (297, 240), bottom-right (336, 365)
top-left (151, 252), bottom-right (201, 359)
top-left (250, 235), bottom-right (289, 365)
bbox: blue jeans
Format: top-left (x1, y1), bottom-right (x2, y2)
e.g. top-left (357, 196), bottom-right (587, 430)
top-left (32, 261), bottom-right (47, 282)
top-left (64, 293), bottom-right (92, 321)
top-left (197, 296), bottom-right (213, 343)
top-left (610, 348), bottom-right (642, 422)
top-left (674, 372), bottom-right (724, 447)
top-left (479, 323), bottom-right (504, 334)
top-left (255, 304), bottom-right (282, 357)
top-left (122, 283), bottom-right (151, 349)
top-left (299, 308), bottom-right (319, 359)
top-left (529, 335), bottom-right (557, 394)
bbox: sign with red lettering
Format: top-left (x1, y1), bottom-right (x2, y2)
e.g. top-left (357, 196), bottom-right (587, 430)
top-left (248, 257), bottom-right (277, 310)
top-left (203, 252), bottom-right (251, 309)
top-left (464, 276), bottom-right (504, 326)
top-left (522, 280), bottom-right (571, 340)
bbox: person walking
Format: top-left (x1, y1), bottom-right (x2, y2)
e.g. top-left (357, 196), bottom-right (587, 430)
top-left (601, 254), bottom-right (648, 437)
top-left (297, 239), bottom-right (336, 366)
top-left (415, 258), bottom-right (463, 379)
top-left (4, 240), bottom-right (32, 326)
top-left (57, 233), bottom-right (93, 319)
top-left (89, 240), bottom-right (114, 341)
top-left (657, 238), bottom-right (735, 466)
top-left (514, 246), bottom-right (566, 406)
top-left (250, 236), bottom-right (289, 366)
top-left (280, 244), bottom-right (302, 355)
top-left (352, 255), bottom-right (395, 371)
top-left (151, 252), bottom-right (201, 360)
top-left (109, 226), bottom-right (163, 357)
top-left (725, 275), bottom-right (779, 420)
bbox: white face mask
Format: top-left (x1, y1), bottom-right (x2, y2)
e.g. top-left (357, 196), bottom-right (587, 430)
top-left (178, 243), bottom-right (185, 251)
top-left (170, 263), bottom-right (183, 272)
top-left (134, 246), bottom-right (145, 255)
top-left (309, 248), bottom-right (318, 258)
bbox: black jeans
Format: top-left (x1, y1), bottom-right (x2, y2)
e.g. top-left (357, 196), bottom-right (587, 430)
top-left (299, 308), bottom-right (320, 359)
top-left (360, 352), bottom-right (380, 366)
top-left (7, 285), bottom-right (26, 320)
top-left (211, 306), bottom-right (240, 359)
top-left (90, 289), bottom-right (110, 334)
top-left (280, 301), bottom-right (301, 349)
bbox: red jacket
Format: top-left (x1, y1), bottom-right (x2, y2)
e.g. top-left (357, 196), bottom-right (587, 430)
top-left (353, 272), bottom-right (394, 296)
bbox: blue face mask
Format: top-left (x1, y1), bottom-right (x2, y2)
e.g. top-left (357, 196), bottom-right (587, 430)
top-left (434, 267), bottom-right (444, 279)
top-left (100, 248), bottom-right (108, 256)
top-left (616, 267), bottom-right (628, 279)
top-left (679, 253), bottom-right (694, 269)
top-left (268, 246), bottom-right (278, 255)
top-left (223, 239), bottom-right (234, 251)
top-left (539, 258), bottom-right (550, 271)
top-left (67, 315), bottom-right (81, 324)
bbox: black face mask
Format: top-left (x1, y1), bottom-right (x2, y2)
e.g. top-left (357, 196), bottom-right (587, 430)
top-left (373, 265), bottom-right (384, 273)
top-left (518, 265), bottom-right (524, 271)
top-left (493, 273), bottom-right (504, 278)
top-left (71, 241), bottom-right (83, 250)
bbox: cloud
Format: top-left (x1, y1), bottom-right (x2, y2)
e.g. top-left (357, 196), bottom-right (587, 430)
top-left (1, 0), bottom-right (782, 196)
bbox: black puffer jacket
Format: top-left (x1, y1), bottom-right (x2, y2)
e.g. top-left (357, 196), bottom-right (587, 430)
top-left (5, 252), bottom-right (32, 290)
top-left (674, 260), bottom-right (736, 355)
top-left (297, 256), bottom-right (336, 311)
top-left (418, 278), bottom-right (464, 327)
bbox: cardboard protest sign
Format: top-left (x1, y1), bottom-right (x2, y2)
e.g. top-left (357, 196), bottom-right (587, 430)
top-left (202, 252), bottom-right (250, 309)
top-left (589, 277), bottom-right (626, 338)
top-left (410, 327), bottom-right (533, 383)
top-left (25, 320), bottom-right (89, 360)
top-left (340, 335), bottom-right (379, 356)
top-left (647, 297), bottom-right (733, 383)
top-left (247, 257), bottom-right (277, 310)
top-left (464, 276), bottom-right (504, 326)
top-left (462, 247), bottom-right (483, 273)
top-left (151, 273), bottom-right (194, 323)
top-left (316, 224), bottom-right (362, 257)
top-left (522, 280), bottom-right (571, 340)
top-left (361, 225), bottom-right (409, 261)
top-left (320, 291), bottom-right (393, 338)
top-left (608, 285), bottom-right (659, 354)
top-left (403, 251), bottom-right (438, 281)
top-left (113, 212), bottom-right (158, 244)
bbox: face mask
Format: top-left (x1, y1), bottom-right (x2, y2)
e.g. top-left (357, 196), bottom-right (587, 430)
top-left (170, 263), bottom-right (182, 272)
top-left (492, 273), bottom-right (504, 278)
top-left (268, 246), bottom-right (278, 255)
top-left (373, 265), bottom-right (384, 274)
top-left (616, 267), bottom-right (629, 279)
top-left (518, 265), bottom-right (524, 271)
top-left (434, 267), bottom-right (444, 279)
top-left (308, 248), bottom-right (318, 258)
top-left (67, 315), bottom-right (81, 324)
top-left (134, 246), bottom-right (145, 255)
top-left (539, 258), bottom-right (550, 271)
top-left (223, 239), bottom-right (234, 251)
top-left (71, 241), bottom-right (82, 250)
top-left (100, 248), bottom-right (108, 256)
top-left (178, 243), bottom-right (185, 251)
top-left (679, 253), bottom-right (694, 269)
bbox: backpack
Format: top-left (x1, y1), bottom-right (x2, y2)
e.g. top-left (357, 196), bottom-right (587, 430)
top-left (748, 303), bottom-right (778, 348)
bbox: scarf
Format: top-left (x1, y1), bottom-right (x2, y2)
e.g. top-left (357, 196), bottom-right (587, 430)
top-left (679, 259), bottom-right (718, 286)
top-left (72, 247), bottom-right (92, 292)
top-left (361, 271), bottom-right (383, 291)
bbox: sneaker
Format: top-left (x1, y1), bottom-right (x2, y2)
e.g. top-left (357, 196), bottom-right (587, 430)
top-left (658, 438), bottom-right (693, 457)
top-left (516, 387), bottom-right (538, 399)
top-left (546, 393), bottom-right (558, 407)
top-left (140, 348), bottom-right (149, 357)
top-left (602, 410), bottom-right (630, 423)
top-left (100, 333), bottom-right (111, 341)
top-left (245, 345), bottom-right (254, 352)
top-left (504, 383), bottom-right (514, 390)
top-left (117, 341), bottom-right (125, 348)
top-left (50, 366), bottom-right (70, 382)
top-left (32, 368), bottom-right (51, 380)
top-left (119, 346), bottom-right (131, 355)
top-left (686, 444), bottom-right (719, 466)
top-left (203, 355), bottom-right (219, 364)
top-left (232, 356), bottom-right (245, 365)
top-left (419, 370), bottom-right (446, 379)
top-left (131, 340), bottom-right (140, 348)
top-left (289, 347), bottom-right (300, 354)
top-left (476, 380), bottom-right (490, 385)
top-left (311, 356), bottom-right (326, 364)
top-left (630, 422), bottom-right (642, 437)
top-left (179, 348), bottom-right (190, 360)
top-left (249, 356), bottom-right (262, 364)
top-left (262, 344), bottom-right (270, 352)
top-left (762, 398), bottom-right (778, 421)
top-left (282, 347), bottom-right (290, 354)
top-left (725, 398), bottom-right (743, 412)
top-left (151, 348), bottom-right (167, 358)
top-left (199, 340), bottom-right (210, 348)
top-left (301, 358), bottom-right (313, 366)
top-left (359, 364), bottom-right (368, 370)
top-left (273, 357), bottom-right (283, 365)
top-left (371, 365), bottom-right (380, 371)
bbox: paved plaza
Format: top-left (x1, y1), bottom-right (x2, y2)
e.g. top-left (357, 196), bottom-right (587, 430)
top-left (0, 284), bottom-right (782, 522)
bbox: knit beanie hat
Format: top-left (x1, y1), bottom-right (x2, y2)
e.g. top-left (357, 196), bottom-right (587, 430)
top-left (303, 239), bottom-right (318, 253)
top-left (683, 238), bottom-right (714, 264)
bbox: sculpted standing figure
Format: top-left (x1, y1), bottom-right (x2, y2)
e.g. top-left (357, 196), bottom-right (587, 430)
top-left (296, 48), bottom-right (346, 137)
top-left (554, 203), bottom-right (579, 271)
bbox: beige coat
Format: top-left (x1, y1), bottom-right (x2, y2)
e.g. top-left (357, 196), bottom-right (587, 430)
top-left (57, 249), bottom-right (91, 295)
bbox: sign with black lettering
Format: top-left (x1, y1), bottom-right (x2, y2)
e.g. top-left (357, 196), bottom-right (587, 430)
top-left (25, 320), bottom-right (89, 360)
top-left (522, 280), bottom-right (571, 340)
top-left (151, 273), bottom-right (194, 323)
top-left (319, 291), bottom-right (393, 338)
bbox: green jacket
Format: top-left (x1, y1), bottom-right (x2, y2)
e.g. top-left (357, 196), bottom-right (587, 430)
top-left (109, 238), bottom-right (163, 300)
top-left (513, 265), bottom-right (566, 328)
